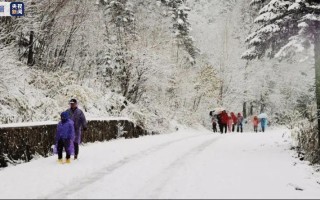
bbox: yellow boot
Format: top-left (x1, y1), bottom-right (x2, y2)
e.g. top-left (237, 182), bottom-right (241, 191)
top-left (65, 159), bottom-right (71, 164)
top-left (58, 159), bottom-right (63, 164)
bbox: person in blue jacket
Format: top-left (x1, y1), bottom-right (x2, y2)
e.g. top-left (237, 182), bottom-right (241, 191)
top-left (55, 111), bottom-right (75, 164)
top-left (260, 118), bottom-right (267, 132)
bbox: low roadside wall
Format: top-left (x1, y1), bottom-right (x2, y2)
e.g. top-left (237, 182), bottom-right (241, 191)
top-left (0, 119), bottom-right (148, 168)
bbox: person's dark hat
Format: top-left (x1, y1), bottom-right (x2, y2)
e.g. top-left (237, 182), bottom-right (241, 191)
top-left (69, 99), bottom-right (77, 104)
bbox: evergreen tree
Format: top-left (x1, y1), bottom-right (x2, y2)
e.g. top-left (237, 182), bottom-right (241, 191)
top-left (161, 0), bottom-right (198, 62)
top-left (242, 0), bottom-right (320, 147)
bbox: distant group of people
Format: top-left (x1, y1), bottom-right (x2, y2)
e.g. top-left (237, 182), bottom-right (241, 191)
top-left (253, 115), bottom-right (268, 133)
top-left (54, 99), bottom-right (87, 164)
top-left (210, 110), bottom-right (268, 134)
top-left (210, 111), bottom-right (244, 134)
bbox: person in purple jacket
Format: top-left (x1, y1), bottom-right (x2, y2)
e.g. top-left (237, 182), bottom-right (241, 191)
top-left (67, 99), bottom-right (87, 160)
top-left (55, 111), bottom-right (75, 164)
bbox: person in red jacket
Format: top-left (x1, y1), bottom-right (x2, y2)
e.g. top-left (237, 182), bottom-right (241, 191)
top-left (253, 116), bottom-right (259, 133)
top-left (220, 110), bottom-right (229, 134)
top-left (231, 112), bottom-right (237, 132)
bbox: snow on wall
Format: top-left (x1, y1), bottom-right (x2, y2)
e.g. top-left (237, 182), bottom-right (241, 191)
top-left (0, 119), bottom-right (149, 168)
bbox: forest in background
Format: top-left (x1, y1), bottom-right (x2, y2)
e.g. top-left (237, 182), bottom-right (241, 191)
top-left (0, 0), bottom-right (317, 161)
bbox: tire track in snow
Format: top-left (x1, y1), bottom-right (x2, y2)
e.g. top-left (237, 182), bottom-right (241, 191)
top-left (42, 133), bottom-right (213, 199)
top-left (137, 136), bottom-right (220, 199)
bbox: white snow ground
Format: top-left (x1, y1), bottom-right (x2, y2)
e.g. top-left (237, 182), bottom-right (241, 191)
top-left (0, 128), bottom-right (320, 199)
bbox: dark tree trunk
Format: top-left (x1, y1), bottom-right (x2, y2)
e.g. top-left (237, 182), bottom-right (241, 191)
top-left (243, 61), bottom-right (250, 118)
top-left (250, 102), bottom-right (254, 116)
top-left (260, 104), bottom-right (265, 113)
top-left (260, 94), bottom-right (265, 113)
top-left (243, 102), bottom-right (247, 118)
top-left (314, 21), bottom-right (320, 148)
top-left (219, 80), bottom-right (223, 106)
top-left (27, 31), bottom-right (34, 66)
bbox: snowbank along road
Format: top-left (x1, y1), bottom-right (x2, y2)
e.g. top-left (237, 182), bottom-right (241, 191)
top-left (0, 128), bottom-right (320, 199)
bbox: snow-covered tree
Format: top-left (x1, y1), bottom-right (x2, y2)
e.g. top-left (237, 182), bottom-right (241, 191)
top-left (160, 0), bottom-right (198, 62)
top-left (243, 0), bottom-right (320, 147)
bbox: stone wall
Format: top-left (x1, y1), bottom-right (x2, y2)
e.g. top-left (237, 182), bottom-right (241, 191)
top-left (0, 119), bottom-right (148, 168)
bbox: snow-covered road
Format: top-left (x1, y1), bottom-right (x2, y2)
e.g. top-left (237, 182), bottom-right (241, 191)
top-left (0, 128), bottom-right (320, 199)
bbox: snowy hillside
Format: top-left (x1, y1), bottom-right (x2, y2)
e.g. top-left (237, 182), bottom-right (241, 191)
top-left (0, 0), bottom-right (222, 132)
top-left (0, 1), bottom-right (194, 132)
